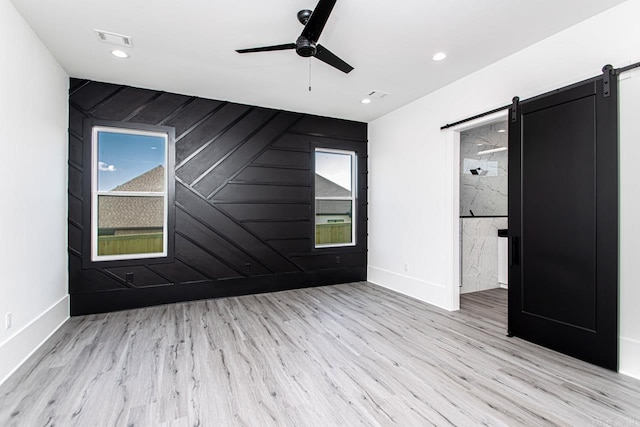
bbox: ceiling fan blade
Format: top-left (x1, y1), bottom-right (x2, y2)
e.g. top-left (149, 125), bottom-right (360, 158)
top-left (301, 0), bottom-right (337, 43)
top-left (236, 43), bottom-right (296, 54)
top-left (315, 44), bottom-right (353, 74)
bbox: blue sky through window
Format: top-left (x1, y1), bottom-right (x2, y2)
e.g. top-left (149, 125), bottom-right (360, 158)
top-left (97, 131), bottom-right (166, 191)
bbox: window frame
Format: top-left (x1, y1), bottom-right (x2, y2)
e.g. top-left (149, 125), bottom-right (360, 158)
top-left (314, 147), bottom-right (357, 249)
top-left (82, 119), bottom-right (175, 268)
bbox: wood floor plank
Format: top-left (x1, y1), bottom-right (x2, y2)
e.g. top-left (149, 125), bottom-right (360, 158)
top-left (1, 283), bottom-right (639, 426)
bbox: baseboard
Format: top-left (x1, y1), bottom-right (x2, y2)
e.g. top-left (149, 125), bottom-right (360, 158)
top-left (619, 336), bottom-right (640, 380)
top-left (367, 266), bottom-right (454, 311)
top-left (499, 284), bottom-right (508, 289)
top-left (0, 295), bottom-right (69, 386)
top-left (71, 267), bottom-right (367, 315)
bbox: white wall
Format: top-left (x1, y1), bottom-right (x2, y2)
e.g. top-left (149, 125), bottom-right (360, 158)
top-left (368, 0), bottom-right (640, 378)
top-left (619, 69), bottom-right (640, 380)
top-left (0, 0), bottom-right (69, 385)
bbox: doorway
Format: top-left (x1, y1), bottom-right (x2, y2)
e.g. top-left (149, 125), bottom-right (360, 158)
top-left (459, 119), bottom-right (508, 291)
top-left (447, 110), bottom-right (508, 313)
top-left (446, 69), bottom-right (621, 372)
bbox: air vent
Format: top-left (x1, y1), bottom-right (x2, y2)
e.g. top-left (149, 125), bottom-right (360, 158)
top-left (367, 90), bottom-right (389, 99)
top-left (95, 30), bottom-right (133, 47)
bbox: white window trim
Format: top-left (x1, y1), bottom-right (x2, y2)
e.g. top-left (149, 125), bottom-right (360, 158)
top-left (91, 126), bottom-right (169, 262)
top-left (315, 148), bottom-right (357, 248)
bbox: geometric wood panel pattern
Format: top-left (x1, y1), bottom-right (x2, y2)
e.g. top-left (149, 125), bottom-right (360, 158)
top-left (68, 79), bottom-right (368, 315)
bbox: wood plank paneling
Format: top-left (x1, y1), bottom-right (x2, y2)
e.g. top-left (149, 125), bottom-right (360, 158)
top-left (105, 265), bottom-right (172, 288)
top-left (175, 210), bottom-right (271, 276)
top-left (68, 196), bottom-right (82, 225)
top-left (213, 184), bottom-right (310, 203)
top-left (147, 259), bottom-right (208, 284)
top-left (254, 149), bottom-right (310, 168)
top-left (174, 183), bottom-right (299, 274)
top-left (68, 106), bottom-right (86, 136)
top-left (175, 235), bottom-right (243, 280)
top-left (174, 103), bottom-right (251, 165)
top-left (92, 87), bottom-right (159, 121)
top-left (245, 221), bottom-right (312, 241)
top-left (68, 78), bottom-right (367, 315)
top-left (68, 223), bottom-right (82, 252)
top-left (268, 238), bottom-right (313, 255)
top-left (234, 166), bottom-right (311, 186)
top-left (288, 115), bottom-right (367, 140)
top-left (68, 167), bottom-right (83, 198)
top-left (70, 81), bottom-right (121, 111)
top-left (176, 108), bottom-right (275, 183)
top-left (272, 133), bottom-right (320, 149)
top-left (68, 133), bottom-right (83, 166)
top-left (291, 252), bottom-right (367, 271)
top-left (129, 93), bottom-right (191, 124)
top-left (219, 203), bottom-right (310, 221)
top-left (164, 98), bottom-right (223, 137)
top-left (69, 254), bottom-right (127, 293)
top-left (192, 113), bottom-right (301, 198)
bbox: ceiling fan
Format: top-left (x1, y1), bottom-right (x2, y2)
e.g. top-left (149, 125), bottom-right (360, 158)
top-left (236, 0), bottom-right (353, 74)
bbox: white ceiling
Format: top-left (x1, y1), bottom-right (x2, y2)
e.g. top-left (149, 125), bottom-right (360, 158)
top-left (11, 0), bottom-right (626, 122)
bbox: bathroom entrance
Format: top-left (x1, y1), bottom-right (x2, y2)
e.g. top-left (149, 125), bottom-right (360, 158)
top-left (447, 67), bottom-right (620, 369)
top-left (457, 118), bottom-right (508, 316)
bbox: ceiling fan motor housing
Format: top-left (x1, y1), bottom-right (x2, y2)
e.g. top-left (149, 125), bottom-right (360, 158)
top-left (297, 9), bottom-right (313, 25)
top-left (296, 36), bottom-right (316, 57)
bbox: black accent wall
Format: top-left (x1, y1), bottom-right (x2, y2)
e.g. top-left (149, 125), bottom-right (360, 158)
top-left (68, 79), bottom-right (367, 315)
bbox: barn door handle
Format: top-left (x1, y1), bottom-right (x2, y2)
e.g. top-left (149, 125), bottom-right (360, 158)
top-left (509, 236), bottom-right (519, 266)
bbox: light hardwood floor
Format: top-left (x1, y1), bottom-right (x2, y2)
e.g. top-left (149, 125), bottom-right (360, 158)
top-left (1, 283), bottom-right (639, 426)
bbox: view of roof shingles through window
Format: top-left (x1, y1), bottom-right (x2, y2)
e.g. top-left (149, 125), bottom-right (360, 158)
top-left (315, 149), bottom-right (355, 246)
top-left (95, 129), bottom-right (167, 257)
top-left (98, 166), bottom-right (165, 231)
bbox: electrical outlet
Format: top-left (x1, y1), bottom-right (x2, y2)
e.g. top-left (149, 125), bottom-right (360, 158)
top-left (5, 312), bottom-right (12, 330)
top-left (404, 263), bottom-right (409, 272)
top-left (125, 273), bottom-right (134, 283)
top-left (244, 263), bottom-right (251, 273)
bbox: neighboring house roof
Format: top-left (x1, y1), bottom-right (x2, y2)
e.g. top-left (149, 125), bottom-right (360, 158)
top-left (315, 174), bottom-right (350, 197)
top-left (315, 174), bottom-right (352, 216)
top-left (316, 200), bottom-right (352, 216)
top-left (112, 165), bottom-right (165, 192)
top-left (99, 169), bottom-right (352, 229)
top-left (99, 165), bottom-right (165, 230)
top-left (99, 196), bottom-right (164, 229)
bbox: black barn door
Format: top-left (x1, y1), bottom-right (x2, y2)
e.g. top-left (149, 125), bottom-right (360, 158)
top-left (508, 71), bottom-right (618, 370)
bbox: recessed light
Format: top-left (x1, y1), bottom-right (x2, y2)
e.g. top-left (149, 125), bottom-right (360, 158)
top-left (432, 52), bottom-right (447, 61)
top-left (361, 98), bottom-right (371, 104)
top-left (497, 129), bottom-right (506, 133)
top-left (111, 49), bottom-right (129, 59)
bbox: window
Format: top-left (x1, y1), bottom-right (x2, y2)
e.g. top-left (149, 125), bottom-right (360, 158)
top-left (91, 126), bottom-right (170, 262)
top-left (315, 148), bottom-right (356, 247)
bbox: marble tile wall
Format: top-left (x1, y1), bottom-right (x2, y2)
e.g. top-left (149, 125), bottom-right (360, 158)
top-left (460, 122), bottom-right (508, 217)
top-left (460, 206), bottom-right (508, 294)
